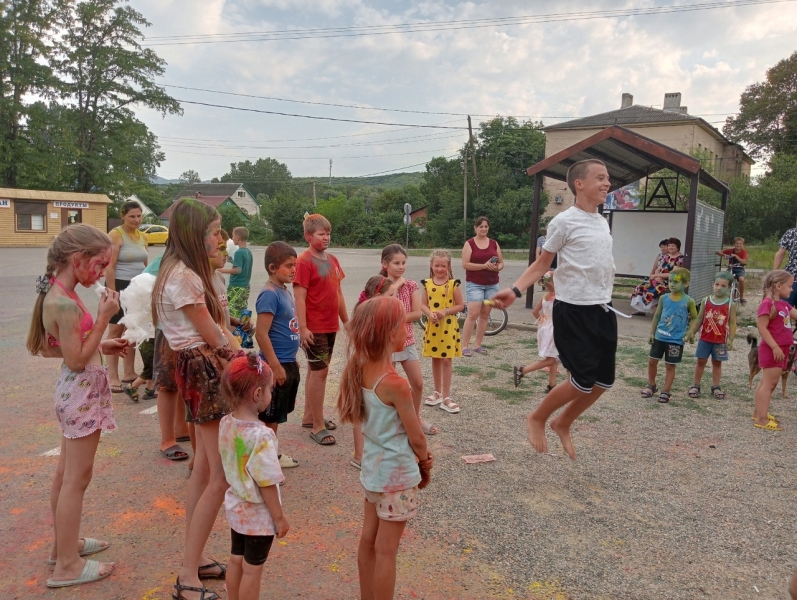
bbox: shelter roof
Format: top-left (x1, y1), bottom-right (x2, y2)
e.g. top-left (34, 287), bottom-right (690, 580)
top-left (526, 126), bottom-right (729, 194)
top-left (0, 187), bottom-right (111, 203)
top-left (172, 182), bottom-right (243, 201)
top-left (160, 196), bottom-right (230, 219)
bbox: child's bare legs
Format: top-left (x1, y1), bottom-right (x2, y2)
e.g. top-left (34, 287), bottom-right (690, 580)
top-left (179, 420), bottom-right (229, 596)
top-left (106, 323), bottom-right (136, 386)
top-left (49, 431), bottom-right (114, 582)
top-left (303, 367), bottom-right (334, 442)
top-left (549, 385), bottom-right (608, 460)
top-left (710, 359), bottom-right (722, 387)
top-left (548, 363), bottom-right (558, 388)
top-left (522, 357), bottom-right (558, 379)
top-left (227, 554), bottom-right (264, 600)
top-left (662, 364), bottom-right (676, 392)
top-left (460, 301), bottom-right (480, 351)
top-left (353, 422), bottom-right (364, 464)
top-left (157, 389), bottom-right (185, 453)
top-left (647, 358), bottom-right (659, 387)
top-left (472, 301), bottom-right (492, 350)
top-left (358, 500), bottom-right (407, 600)
top-left (754, 367), bottom-right (781, 425)
top-left (737, 275), bottom-right (745, 300)
top-left (401, 358), bottom-right (438, 434)
top-left (693, 357), bottom-right (708, 386)
top-left (431, 358), bottom-right (443, 395)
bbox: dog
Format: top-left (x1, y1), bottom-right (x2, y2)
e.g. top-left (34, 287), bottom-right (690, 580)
top-left (747, 333), bottom-right (797, 398)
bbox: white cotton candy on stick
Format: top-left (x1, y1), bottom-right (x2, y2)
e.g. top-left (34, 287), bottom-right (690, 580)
top-left (226, 238), bottom-right (238, 260)
top-left (119, 273), bottom-right (156, 346)
top-left (93, 282), bottom-right (108, 297)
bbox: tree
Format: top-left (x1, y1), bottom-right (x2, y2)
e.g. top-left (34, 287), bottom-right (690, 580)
top-left (53, 0), bottom-right (181, 194)
top-left (218, 203), bottom-right (249, 234)
top-left (724, 51), bottom-right (797, 160)
top-left (220, 158), bottom-right (292, 199)
top-left (476, 116), bottom-right (546, 186)
top-left (179, 169), bottom-right (201, 184)
top-left (0, 0), bottom-right (59, 187)
top-left (261, 191), bottom-right (312, 243)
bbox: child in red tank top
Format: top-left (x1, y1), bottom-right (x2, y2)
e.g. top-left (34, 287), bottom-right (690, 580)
top-left (686, 272), bottom-right (737, 399)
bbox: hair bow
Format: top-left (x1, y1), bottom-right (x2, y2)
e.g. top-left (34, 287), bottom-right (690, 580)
top-left (36, 275), bottom-right (52, 294)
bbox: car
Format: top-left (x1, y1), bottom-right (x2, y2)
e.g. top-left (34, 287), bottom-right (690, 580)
top-left (139, 224), bottom-right (169, 245)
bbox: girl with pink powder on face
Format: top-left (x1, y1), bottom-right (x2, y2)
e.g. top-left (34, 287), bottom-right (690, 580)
top-left (27, 224), bottom-right (129, 589)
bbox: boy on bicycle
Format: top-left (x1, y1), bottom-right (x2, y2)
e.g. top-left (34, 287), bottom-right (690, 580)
top-left (716, 237), bottom-right (748, 305)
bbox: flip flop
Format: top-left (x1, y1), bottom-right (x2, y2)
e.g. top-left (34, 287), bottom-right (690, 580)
top-left (473, 347), bottom-right (487, 355)
top-left (198, 560), bottom-right (226, 580)
top-left (750, 414), bottom-right (778, 422)
top-left (309, 428), bottom-right (336, 445)
top-left (301, 419), bottom-right (337, 431)
top-left (110, 384), bottom-right (123, 394)
top-left (47, 538), bottom-right (109, 565)
top-left (421, 421), bottom-right (439, 435)
top-left (160, 445), bottom-right (189, 461)
top-left (350, 460), bottom-right (361, 470)
top-left (754, 420), bottom-right (782, 431)
top-left (46, 559), bottom-right (113, 588)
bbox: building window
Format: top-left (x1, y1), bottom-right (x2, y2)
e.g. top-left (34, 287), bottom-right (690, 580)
top-left (237, 191), bottom-right (245, 197)
top-left (15, 201), bottom-right (47, 232)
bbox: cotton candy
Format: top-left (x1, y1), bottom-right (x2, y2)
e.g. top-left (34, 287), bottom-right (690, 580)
top-left (119, 273), bottom-right (156, 345)
top-left (226, 238), bottom-right (238, 260)
top-left (92, 281), bottom-right (108, 297)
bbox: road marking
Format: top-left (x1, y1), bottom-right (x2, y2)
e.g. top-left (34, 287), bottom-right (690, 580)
top-left (140, 406), bottom-right (158, 415)
top-left (41, 448), bottom-right (60, 457)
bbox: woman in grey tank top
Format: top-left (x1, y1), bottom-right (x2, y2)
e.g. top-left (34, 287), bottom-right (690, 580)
top-left (104, 200), bottom-right (148, 392)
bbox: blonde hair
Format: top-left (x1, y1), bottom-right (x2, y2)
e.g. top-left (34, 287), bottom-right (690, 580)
top-left (232, 226), bottom-right (248, 241)
top-left (761, 269), bottom-right (793, 319)
top-left (26, 224), bottom-right (112, 355)
top-left (303, 213), bottom-right (331, 235)
top-left (429, 249), bottom-right (453, 280)
top-left (337, 297), bottom-right (405, 425)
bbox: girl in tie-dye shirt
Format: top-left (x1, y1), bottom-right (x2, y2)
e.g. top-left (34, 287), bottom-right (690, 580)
top-left (219, 353), bottom-right (289, 600)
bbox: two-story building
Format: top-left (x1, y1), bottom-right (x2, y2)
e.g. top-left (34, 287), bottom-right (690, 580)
top-left (541, 92), bottom-right (754, 217)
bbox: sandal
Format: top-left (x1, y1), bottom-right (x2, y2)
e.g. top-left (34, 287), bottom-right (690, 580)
top-left (640, 384), bottom-right (657, 398)
top-left (754, 420), bottom-right (782, 431)
top-left (173, 578), bottom-right (219, 600)
top-left (658, 391), bottom-right (671, 404)
top-left (544, 384), bottom-right (555, 393)
top-left (46, 559), bottom-right (113, 588)
top-left (350, 459), bottom-right (361, 470)
top-left (439, 397), bottom-right (461, 413)
top-left (142, 388), bottom-right (157, 400)
top-left (309, 429), bottom-right (336, 445)
top-left (688, 385), bottom-right (700, 398)
top-left (110, 384), bottom-right (123, 394)
top-left (711, 386), bottom-right (726, 399)
top-left (160, 445), bottom-right (189, 461)
top-left (513, 366), bottom-right (524, 388)
top-left (751, 413), bottom-right (778, 422)
top-left (462, 348), bottom-right (472, 357)
top-left (473, 347), bottom-right (487, 355)
top-left (425, 390), bottom-right (443, 406)
top-left (123, 383), bottom-right (139, 403)
top-left (301, 419), bottom-right (337, 431)
top-left (198, 560), bottom-right (226, 580)
top-left (47, 537), bottom-right (109, 565)
top-left (421, 420), bottom-right (439, 435)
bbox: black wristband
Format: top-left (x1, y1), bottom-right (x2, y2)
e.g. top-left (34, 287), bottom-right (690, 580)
top-left (511, 285), bottom-right (522, 298)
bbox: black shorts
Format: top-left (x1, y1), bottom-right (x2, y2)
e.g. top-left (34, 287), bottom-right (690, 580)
top-left (230, 528), bottom-right (274, 566)
top-left (138, 338), bottom-right (155, 381)
top-left (552, 301), bottom-right (617, 392)
top-left (108, 279), bottom-right (131, 324)
top-left (649, 339), bottom-right (684, 364)
top-left (153, 329), bottom-right (178, 393)
top-left (259, 361), bottom-right (300, 424)
top-left (304, 332), bottom-right (336, 371)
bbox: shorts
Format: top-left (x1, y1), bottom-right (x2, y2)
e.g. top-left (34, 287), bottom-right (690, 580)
top-left (227, 286), bottom-right (250, 320)
top-left (649, 339), bottom-right (684, 364)
top-left (108, 279), bottom-right (131, 324)
top-left (54, 363), bottom-right (116, 439)
top-left (258, 362), bottom-right (300, 424)
top-left (759, 343), bottom-right (793, 370)
top-left (153, 329), bottom-right (178, 393)
top-left (392, 344), bottom-right (419, 363)
top-left (230, 528), bottom-right (274, 566)
top-left (465, 281), bottom-right (499, 304)
top-left (138, 338), bottom-right (155, 381)
top-left (731, 267), bottom-right (746, 279)
top-left (305, 332), bottom-right (336, 371)
top-left (363, 485), bottom-right (419, 521)
top-left (552, 301), bottom-right (617, 392)
top-left (175, 344), bottom-right (228, 424)
top-left (695, 340), bottom-right (728, 362)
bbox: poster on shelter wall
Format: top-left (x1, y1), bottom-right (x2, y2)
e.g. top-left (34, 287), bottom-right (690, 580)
top-left (604, 181), bottom-right (641, 211)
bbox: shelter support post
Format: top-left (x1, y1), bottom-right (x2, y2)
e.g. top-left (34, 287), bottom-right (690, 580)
top-left (525, 174), bottom-right (542, 309)
top-left (683, 173), bottom-right (699, 270)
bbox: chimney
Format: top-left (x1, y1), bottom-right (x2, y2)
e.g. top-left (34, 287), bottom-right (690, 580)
top-left (663, 92), bottom-right (682, 111)
top-left (621, 93), bottom-right (633, 108)
top-left (194, 191), bottom-right (202, 198)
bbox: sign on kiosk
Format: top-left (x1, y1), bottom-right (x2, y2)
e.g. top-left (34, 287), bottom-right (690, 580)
top-left (0, 199), bottom-right (10, 208)
top-left (53, 201), bottom-right (89, 209)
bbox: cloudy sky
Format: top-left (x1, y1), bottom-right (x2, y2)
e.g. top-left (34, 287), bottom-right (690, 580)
top-left (130, 0), bottom-right (797, 180)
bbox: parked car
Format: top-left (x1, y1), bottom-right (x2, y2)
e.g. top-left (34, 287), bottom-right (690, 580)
top-left (139, 224), bottom-right (169, 245)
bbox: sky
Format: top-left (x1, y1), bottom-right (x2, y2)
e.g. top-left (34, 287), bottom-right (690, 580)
top-left (129, 0), bottom-right (797, 181)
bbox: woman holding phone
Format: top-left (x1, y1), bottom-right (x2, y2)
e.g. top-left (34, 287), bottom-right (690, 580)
top-left (461, 216), bottom-right (504, 356)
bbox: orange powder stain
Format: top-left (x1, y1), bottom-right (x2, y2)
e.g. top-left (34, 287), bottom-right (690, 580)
top-left (153, 496), bottom-right (185, 518)
top-left (27, 538), bottom-right (48, 552)
top-left (25, 577), bottom-right (38, 587)
top-left (10, 507), bottom-right (25, 515)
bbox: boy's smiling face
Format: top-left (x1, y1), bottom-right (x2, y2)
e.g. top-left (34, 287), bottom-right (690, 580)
top-left (575, 163), bottom-right (611, 207)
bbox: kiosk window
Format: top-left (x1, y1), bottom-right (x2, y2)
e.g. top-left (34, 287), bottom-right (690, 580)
top-left (15, 201), bottom-right (47, 232)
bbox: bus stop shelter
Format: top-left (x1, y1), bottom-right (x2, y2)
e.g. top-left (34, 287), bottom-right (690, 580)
top-left (524, 125), bottom-right (731, 308)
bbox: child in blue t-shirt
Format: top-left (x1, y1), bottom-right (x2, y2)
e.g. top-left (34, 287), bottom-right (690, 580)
top-left (254, 241), bottom-right (301, 469)
top-left (641, 267), bottom-right (697, 403)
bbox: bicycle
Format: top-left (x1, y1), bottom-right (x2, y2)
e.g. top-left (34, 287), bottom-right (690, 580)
top-left (417, 302), bottom-right (508, 336)
top-left (715, 255), bottom-right (742, 304)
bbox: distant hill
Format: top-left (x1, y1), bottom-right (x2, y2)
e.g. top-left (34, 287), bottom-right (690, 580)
top-left (294, 172), bottom-right (423, 189)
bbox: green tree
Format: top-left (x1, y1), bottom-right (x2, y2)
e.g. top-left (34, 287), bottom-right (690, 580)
top-left (0, 0), bottom-right (59, 187)
top-left (476, 116), bottom-right (546, 186)
top-left (179, 169), bottom-right (201, 184)
top-left (723, 51), bottom-right (797, 160)
top-left (261, 191), bottom-right (312, 243)
top-left (218, 203), bottom-right (249, 235)
top-left (220, 158), bottom-right (292, 199)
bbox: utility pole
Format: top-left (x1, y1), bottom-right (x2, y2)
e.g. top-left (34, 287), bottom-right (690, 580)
top-left (463, 145), bottom-right (468, 241)
top-left (467, 115), bottom-right (479, 198)
top-left (329, 159), bottom-right (332, 185)
top-left (312, 178), bottom-right (317, 206)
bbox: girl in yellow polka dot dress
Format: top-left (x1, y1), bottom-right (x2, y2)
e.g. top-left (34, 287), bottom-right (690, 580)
top-left (421, 250), bottom-right (464, 413)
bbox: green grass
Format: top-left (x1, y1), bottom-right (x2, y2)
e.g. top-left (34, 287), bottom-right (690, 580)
top-left (454, 366), bottom-right (482, 376)
top-left (484, 370), bottom-right (497, 380)
top-left (622, 376), bottom-right (650, 389)
top-left (672, 397), bottom-right (710, 415)
top-left (745, 241), bottom-right (780, 270)
top-left (480, 385), bottom-right (533, 405)
top-left (579, 415), bottom-right (601, 423)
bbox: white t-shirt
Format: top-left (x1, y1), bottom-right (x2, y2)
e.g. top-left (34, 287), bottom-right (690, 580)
top-left (158, 261), bottom-right (207, 350)
top-left (543, 206), bottom-right (615, 305)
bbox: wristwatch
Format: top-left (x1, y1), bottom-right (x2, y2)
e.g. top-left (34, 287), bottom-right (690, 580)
top-left (511, 286), bottom-right (522, 298)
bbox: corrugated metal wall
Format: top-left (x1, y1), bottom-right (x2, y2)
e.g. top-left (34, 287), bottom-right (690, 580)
top-left (689, 201), bottom-right (725, 301)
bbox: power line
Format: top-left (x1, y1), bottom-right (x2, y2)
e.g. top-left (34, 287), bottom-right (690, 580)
top-left (157, 131), bottom-right (464, 149)
top-left (142, 1), bottom-right (793, 46)
top-left (161, 146), bottom-right (462, 160)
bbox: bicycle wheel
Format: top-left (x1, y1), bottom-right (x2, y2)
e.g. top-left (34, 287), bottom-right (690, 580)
top-left (731, 282), bottom-right (741, 304)
top-left (483, 307), bottom-right (508, 336)
top-left (417, 313), bottom-right (428, 331)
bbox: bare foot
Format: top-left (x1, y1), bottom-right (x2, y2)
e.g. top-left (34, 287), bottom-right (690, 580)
top-left (550, 417), bottom-right (576, 460)
top-left (51, 557), bottom-right (114, 582)
top-left (526, 413), bottom-right (548, 454)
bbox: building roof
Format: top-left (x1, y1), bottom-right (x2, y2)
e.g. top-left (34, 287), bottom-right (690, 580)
top-left (526, 125), bottom-right (729, 194)
top-left (172, 183), bottom-right (243, 201)
top-left (0, 187), bottom-right (111, 203)
top-left (544, 105), bottom-right (753, 165)
top-left (159, 196), bottom-right (231, 219)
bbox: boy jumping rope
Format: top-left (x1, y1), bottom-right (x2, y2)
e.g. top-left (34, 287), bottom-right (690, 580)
top-left (493, 159), bottom-right (618, 459)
